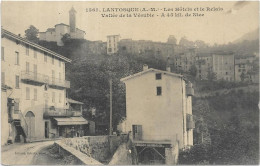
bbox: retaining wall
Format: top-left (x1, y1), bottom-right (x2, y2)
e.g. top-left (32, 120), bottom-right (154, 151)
top-left (61, 135), bottom-right (127, 163)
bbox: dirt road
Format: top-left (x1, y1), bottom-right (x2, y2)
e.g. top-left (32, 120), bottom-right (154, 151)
top-left (1, 141), bottom-right (54, 165)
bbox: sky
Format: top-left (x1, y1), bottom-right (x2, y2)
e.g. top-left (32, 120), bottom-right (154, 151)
top-left (1, 1), bottom-right (259, 45)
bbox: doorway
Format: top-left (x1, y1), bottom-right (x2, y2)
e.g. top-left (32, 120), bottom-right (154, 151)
top-left (45, 121), bottom-right (49, 138)
top-left (25, 111), bottom-right (35, 140)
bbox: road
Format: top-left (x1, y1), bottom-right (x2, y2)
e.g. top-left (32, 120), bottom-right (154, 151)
top-left (1, 141), bottom-right (54, 165)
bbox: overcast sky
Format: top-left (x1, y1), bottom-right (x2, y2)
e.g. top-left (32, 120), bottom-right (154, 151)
top-left (2, 1), bottom-right (259, 45)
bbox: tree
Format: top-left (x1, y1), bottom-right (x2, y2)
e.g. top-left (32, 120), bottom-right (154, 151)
top-left (207, 70), bottom-right (217, 81)
top-left (167, 35), bottom-right (177, 45)
top-left (24, 25), bottom-right (39, 43)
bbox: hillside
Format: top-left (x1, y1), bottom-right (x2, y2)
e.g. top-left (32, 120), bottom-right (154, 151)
top-left (233, 28), bottom-right (259, 44)
top-left (38, 39), bottom-right (259, 164)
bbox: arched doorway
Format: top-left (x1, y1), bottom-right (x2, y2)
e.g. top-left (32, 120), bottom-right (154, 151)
top-left (25, 111), bottom-right (35, 140)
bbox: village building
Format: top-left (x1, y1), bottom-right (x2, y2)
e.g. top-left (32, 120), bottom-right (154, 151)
top-left (234, 55), bottom-right (256, 82)
top-left (1, 29), bottom-right (88, 145)
top-left (212, 52), bottom-right (235, 81)
top-left (39, 7), bottom-right (85, 46)
top-left (120, 65), bottom-right (195, 164)
top-left (118, 39), bottom-right (174, 58)
top-left (174, 48), bottom-right (197, 73)
top-left (107, 35), bottom-right (120, 55)
top-left (195, 53), bottom-right (213, 80)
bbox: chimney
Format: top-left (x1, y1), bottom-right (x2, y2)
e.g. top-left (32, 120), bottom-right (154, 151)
top-left (143, 64), bottom-right (148, 71)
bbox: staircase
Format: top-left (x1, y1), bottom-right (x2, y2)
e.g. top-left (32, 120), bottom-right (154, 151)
top-left (12, 110), bottom-right (28, 143)
top-left (13, 120), bottom-right (27, 143)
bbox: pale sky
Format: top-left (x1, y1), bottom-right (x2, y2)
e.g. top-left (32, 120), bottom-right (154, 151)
top-left (1, 1), bottom-right (259, 45)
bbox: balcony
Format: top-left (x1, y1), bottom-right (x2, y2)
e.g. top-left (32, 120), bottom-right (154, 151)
top-left (186, 114), bottom-right (195, 130)
top-left (21, 71), bottom-right (49, 85)
top-left (186, 82), bottom-right (194, 96)
top-left (43, 106), bottom-right (73, 119)
top-left (49, 77), bottom-right (70, 89)
top-left (21, 71), bottom-right (70, 89)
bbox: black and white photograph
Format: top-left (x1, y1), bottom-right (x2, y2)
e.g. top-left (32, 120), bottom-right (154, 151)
top-left (1, 1), bottom-right (259, 165)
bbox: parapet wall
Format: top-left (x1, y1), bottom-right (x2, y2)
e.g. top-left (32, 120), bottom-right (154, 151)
top-left (61, 135), bottom-right (128, 163)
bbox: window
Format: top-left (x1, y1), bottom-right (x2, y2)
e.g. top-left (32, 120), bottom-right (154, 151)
top-left (156, 73), bottom-right (161, 80)
top-left (26, 62), bottom-right (30, 73)
top-left (44, 53), bottom-right (47, 62)
top-left (59, 93), bottom-right (62, 103)
top-left (15, 52), bottom-right (19, 65)
top-left (226, 72), bottom-right (228, 75)
top-left (52, 70), bottom-right (55, 83)
top-left (52, 55), bottom-right (54, 64)
top-left (33, 64), bottom-right (37, 79)
top-left (52, 92), bottom-right (55, 103)
top-left (26, 45), bottom-right (29, 55)
top-left (34, 88), bottom-right (37, 101)
top-left (34, 49), bottom-right (37, 58)
top-left (14, 100), bottom-right (19, 114)
top-left (15, 75), bottom-right (19, 88)
top-left (1, 47), bottom-right (4, 61)
top-left (157, 86), bottom-right (162, 96)
top-left (2, 72), bottom-right (5, 85)
top-left (26, 87), bottom-right (30, 100)
top-left (59, 72), bottom-right (61, 82)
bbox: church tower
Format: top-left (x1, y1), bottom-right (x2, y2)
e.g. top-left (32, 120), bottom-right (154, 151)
top-left (69, 7), bottom-right (76, 32)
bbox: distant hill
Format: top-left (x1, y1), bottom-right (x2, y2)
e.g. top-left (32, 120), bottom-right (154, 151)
top-left (233, 28), bottom-right (259, 43)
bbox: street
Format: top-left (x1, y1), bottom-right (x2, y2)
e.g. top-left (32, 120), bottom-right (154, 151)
top-left (1, 141), bottom-right (54, 165)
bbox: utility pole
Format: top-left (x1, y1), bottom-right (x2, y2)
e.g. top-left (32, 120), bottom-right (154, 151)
top-left (109, 79), bottom-right (113, 135)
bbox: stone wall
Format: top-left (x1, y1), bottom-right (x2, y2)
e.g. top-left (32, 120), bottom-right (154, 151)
top-left (61, 135), bottom-right (127, 163)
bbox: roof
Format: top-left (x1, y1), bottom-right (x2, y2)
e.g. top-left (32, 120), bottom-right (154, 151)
top-left (67, 98), bottom-right (84, 105)
top-left (55, 23), bottom-right (70, 27)
top-left (54, 117), bottom-right (88, 125)
top-left (2, 29), bottom-right (71, 63)
top-left (120, 68), bottom-right (183, 82)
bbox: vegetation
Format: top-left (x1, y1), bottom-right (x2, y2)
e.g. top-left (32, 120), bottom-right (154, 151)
top-left (179, 90), bottom-right (259, 165)
top-left (24, 25), bottom-right (39, 43)
top-left (30, 26), bottom-right (259, 164)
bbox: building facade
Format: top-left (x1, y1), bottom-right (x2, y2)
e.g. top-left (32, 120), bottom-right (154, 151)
top-left (1, 29), bottom-right (87, 145)
top-left (174, 48), bottom-right (197, 73)
top-left (39, 7), bottom-right (85, 46)
top-left (234, 55), bottom-right (256, 82)
top-left (120, 65), bottom-right (194, 164)
top-left (118, 39), bottom-right (174, 58)
top-left (212, 53), bottom-right (235, 81)
top-left (107, 35), bottom-right (120, 55)
top-left (195, 53), bottom-right (213, 80)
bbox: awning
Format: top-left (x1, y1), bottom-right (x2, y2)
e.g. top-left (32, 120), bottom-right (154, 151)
top-left (66, 98), bottom-right (84, 105)
top-left (54, 117), bottom-right (88, 126)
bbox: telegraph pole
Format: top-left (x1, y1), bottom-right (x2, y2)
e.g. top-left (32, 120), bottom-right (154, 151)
top-left (109, 79), bottom-right (113, 135)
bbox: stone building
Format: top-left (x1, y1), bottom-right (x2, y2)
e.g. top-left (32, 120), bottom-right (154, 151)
top-left (174, 48), bottom-right (197, 73)
top-left (39, 7), bottom-right (85, 46)
top-left (1, 29), bottom-right (88, 144)
top-left (120, 65), bottom-right (195, 164)
top-left (119, 39), bottom-right (174, 58)
top-left (234, 55), bottom-right (256, 82)
top-left (212, 52), bottom-right (235, 81)
top-left (195, 53), bottom-right (213, 80)
top-left (107, 35), bottom-right (120, 55)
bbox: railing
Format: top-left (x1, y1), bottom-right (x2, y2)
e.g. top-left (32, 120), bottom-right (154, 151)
top-left (21, 71), bottom-right (70, 89)
top-left (43, 107), bottom-right (73, 118)
top-left (49, 77), bottom-right (70, 89)
top-left (21, 71), bottom-right (49, 84)
top-left (186, 82), bottom-right (194, 96)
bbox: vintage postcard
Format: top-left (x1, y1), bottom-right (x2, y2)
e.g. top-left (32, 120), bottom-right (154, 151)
top-left (1, 1), bottom-right (259, 165)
